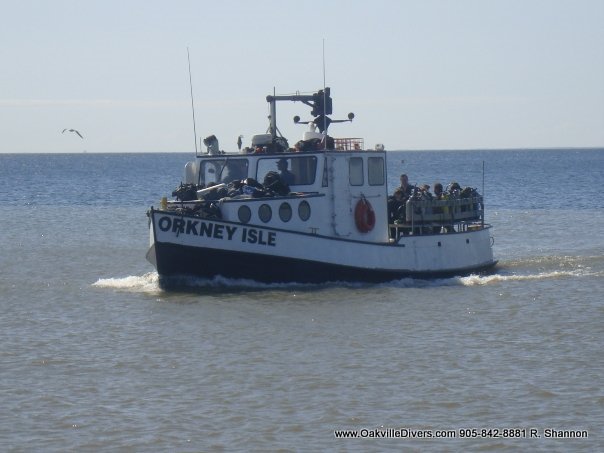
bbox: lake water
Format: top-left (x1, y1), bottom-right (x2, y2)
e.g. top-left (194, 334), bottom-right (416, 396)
top-left (1, 149), bottom-right (602, 451)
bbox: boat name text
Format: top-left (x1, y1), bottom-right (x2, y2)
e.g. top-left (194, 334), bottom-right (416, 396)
top-left (157, 216), bottom-right (276, 246)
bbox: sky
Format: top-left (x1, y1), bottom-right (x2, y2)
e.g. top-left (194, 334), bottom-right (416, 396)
top-left (1, 0), bottom-right (603, 153)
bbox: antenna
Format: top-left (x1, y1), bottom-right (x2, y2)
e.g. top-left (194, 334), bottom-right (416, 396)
top-left (482, 160), bottom-right (485, 227)
top-left (322, 39), bottom-right (327, 141)
top-left (187, 47), bottom-right (199, 156)
top-left (482, 160), bottom-right (485, 197)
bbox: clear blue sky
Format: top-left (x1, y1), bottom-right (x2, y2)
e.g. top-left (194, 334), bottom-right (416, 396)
top-left (1, 0), bottom-right (603, 153)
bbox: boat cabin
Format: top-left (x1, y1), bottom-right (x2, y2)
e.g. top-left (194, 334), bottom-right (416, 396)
top-left (181, 149), bottom-right (390, 243)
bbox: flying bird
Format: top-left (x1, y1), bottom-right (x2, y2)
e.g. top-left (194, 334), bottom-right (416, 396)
top-left (62, 128), bottom-right (84, 139)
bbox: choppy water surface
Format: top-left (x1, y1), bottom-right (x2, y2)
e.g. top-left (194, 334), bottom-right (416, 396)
top-left (1, 149), bottom-right (602, 451)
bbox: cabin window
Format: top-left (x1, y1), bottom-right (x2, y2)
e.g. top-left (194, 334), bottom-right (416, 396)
top-left (322, 157), bottom-right (328, 187)
top-left (349, 157), bottom-right (364, 186)
top-left (257, 156), bottom-right (318, 186)
top-left (200, 158), bottom-right (248, 186)
top-left (279, 202), bottom-right (292, 222)
top-left (259, 204), bottom-right (272, 223)
top-left (298, 200), bottom-right (311, 221)
top-left (238, 205), bottom-right (252, 224)
top-left (368, 157), bottom-right (385, 186)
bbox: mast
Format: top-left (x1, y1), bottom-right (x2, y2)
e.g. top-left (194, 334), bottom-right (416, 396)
top-left (268, 88), bottom-right (278, 141)
top-left (187, 47), bottom-right (199, 156)
top-left (266, 89), bottom-right (333, 136)
top-left (322, 39), bottom-right (327, 139)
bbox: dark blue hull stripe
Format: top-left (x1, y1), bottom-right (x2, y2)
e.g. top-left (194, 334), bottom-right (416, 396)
top-left (148, 243), bottom-right (497, 284)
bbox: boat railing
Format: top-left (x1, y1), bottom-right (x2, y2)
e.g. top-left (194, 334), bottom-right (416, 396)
top-left (390, 196), bottom-right (484, 237)
top-left (333, 138), bottom-right (364, 151)
top-left (406, 196), bottom-right (483, 222)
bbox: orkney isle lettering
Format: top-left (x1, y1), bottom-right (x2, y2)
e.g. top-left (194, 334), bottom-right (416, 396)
top-left (157, 216), bottom-right (276, 246)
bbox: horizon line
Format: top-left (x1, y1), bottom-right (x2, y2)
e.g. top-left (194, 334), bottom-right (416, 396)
top-left (1, 146), bottom-right (603, 155)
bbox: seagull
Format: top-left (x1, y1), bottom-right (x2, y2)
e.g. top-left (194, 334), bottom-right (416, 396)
top-left (62, 128), bottom-right (83, 139)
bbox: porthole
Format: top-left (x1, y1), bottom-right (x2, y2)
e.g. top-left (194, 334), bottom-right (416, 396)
top-left (279, 202), bottom-right (292, 222)
top-left (259, 204), bottom-right (272, 223)
top-left (298, 200), bottom-right (311, 221)
top-left (238, 205), bottom-right (251, 224)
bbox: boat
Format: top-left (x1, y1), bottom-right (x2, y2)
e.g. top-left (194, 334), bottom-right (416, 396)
top-left (146, 87), bottom-right (496, 284)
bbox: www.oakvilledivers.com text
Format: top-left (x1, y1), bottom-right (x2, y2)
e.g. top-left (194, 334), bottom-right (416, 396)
top-left (334, 427), bottom-right (589, 439)
top-left (334, 428), bottom-right (456, 439)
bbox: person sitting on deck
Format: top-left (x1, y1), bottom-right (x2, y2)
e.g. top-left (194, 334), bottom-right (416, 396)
top-left (419, 184), bottom-right (433, 200)
top-left (388, 189), bottom-right (406, 223)
top-left (398, 174), bottom-right (416, 197)
top-left (433, 182), bottom-right (453, 233)
top-left (434, 182), bottom-right (444, 199)
top-left (448, 181), bottom-right (461, 197)
top-left (388, 188), bottom-right (411, 237)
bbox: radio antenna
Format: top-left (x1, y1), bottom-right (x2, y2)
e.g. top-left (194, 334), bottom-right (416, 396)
top-left (482, 160), bottom-right (486, 227)
top-left (322, 39), bottom-right (327, 143)
top-left (187, 47), bottom-right (199, 156)
top-left (482, 160), bottom-right (485, 197)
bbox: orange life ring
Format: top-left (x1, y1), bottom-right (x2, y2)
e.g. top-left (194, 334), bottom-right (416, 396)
top-left (354, 197), bottom-right (375, 233)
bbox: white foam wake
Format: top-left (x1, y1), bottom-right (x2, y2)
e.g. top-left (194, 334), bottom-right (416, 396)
top-left (458, 269), bottom-right (599, 286)
top-left (91, 272), bottom-right (311, 293)
top-left (91, 257), bottom-right (603, 292)
top-left (92, 272), bottom-right (161, 293)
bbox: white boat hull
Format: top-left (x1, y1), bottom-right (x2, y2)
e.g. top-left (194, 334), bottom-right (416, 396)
top-left (147, 209), bottom-right (497, 284)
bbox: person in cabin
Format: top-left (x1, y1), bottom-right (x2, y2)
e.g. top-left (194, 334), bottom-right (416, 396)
top-left (221, 160), bottom-right (246, 183)
top-left (276, 158), bottom-right (295, 185)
